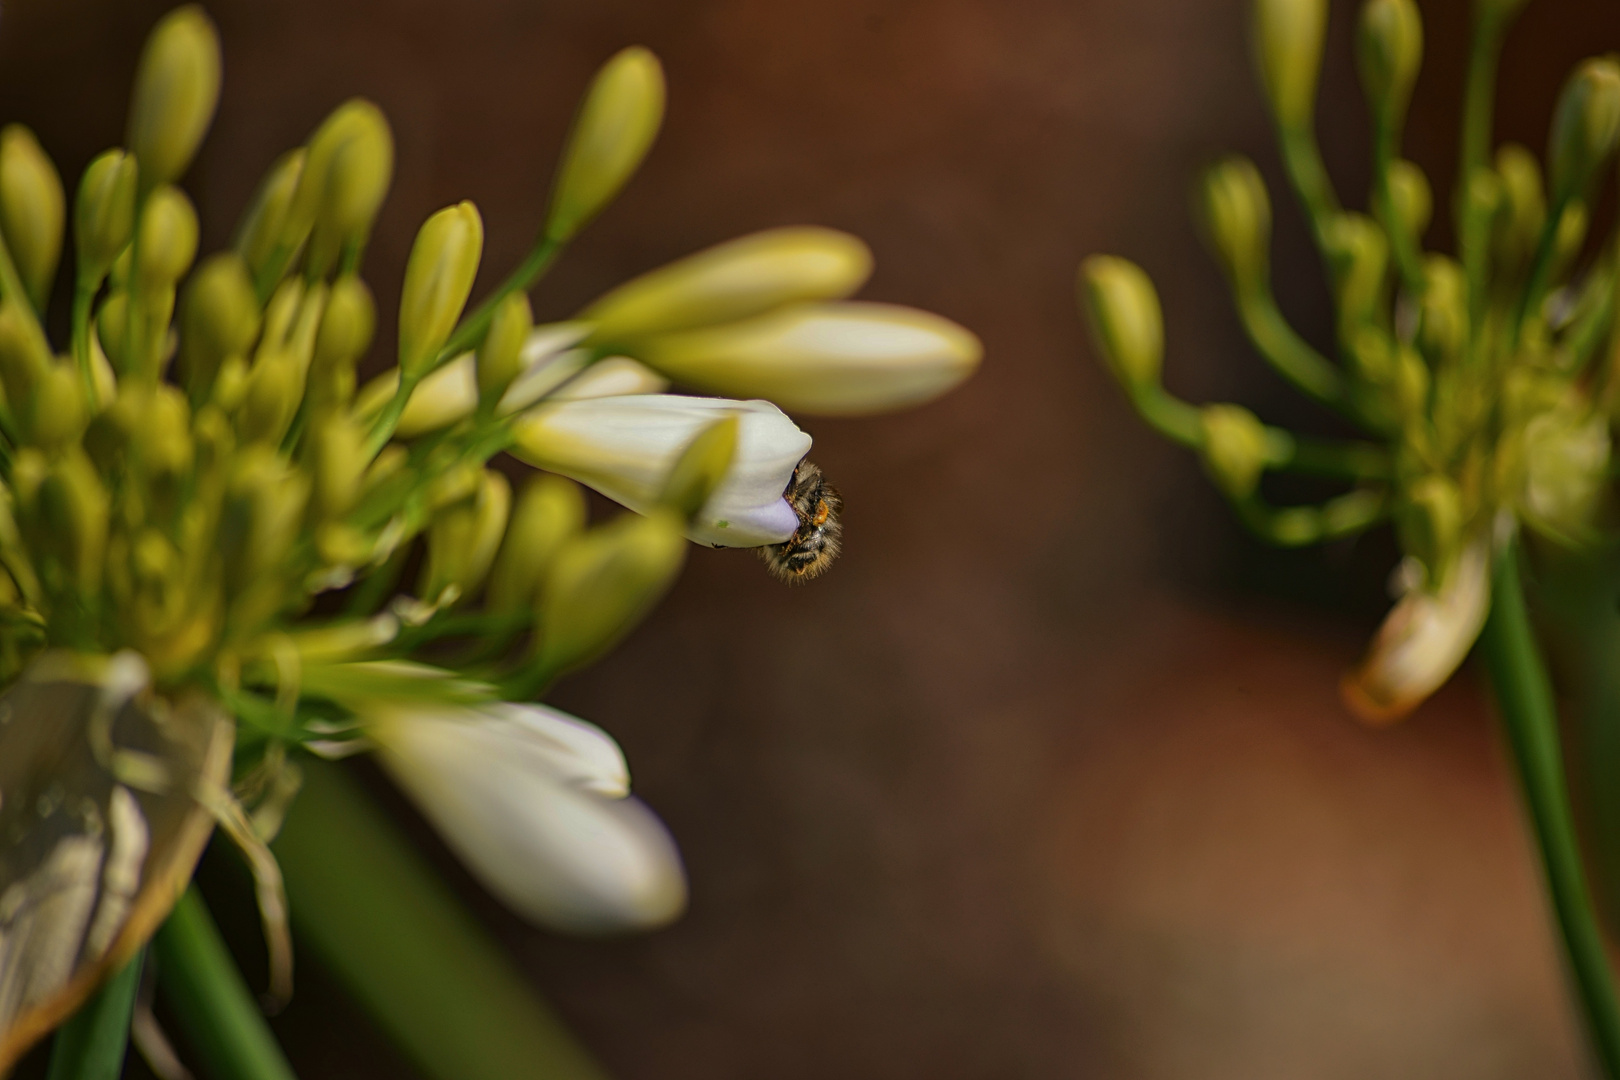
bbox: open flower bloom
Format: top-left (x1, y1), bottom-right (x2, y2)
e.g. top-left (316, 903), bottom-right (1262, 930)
top-left (510, 393), bottom-right (809, 546)
top-left (631, 301), bottom-right (982, 415)
top-left (1341, 536), bottom-right (1493, 725)
top-left (368, 700), bottom-right (686, 934)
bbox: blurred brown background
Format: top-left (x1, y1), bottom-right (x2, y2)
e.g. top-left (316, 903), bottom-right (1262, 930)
top-left (5, 0), bottom-right (1620, 1075)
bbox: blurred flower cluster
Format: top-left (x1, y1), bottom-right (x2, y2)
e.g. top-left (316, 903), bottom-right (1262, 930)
top-left (1081, 0), bottom-right (1618, 722)
top-left (0, 4), bottom-right (979, 1065)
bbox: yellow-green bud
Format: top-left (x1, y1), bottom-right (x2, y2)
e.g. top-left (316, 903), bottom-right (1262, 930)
top-left (39, 449), bottom-right (110, 599)
top-left (221, 446), bottom-right (310, 596)
top-left (1400, 474), bottom-right (1462, 580)
top-left (398, 201), bottom-right (483, 379)
top-left (236, 351), bottom-right (303, 447)
top-left (96, 291), bottom-right (133, 375)
top-left (1548, 57), bottom-right (1620, 204)
top-left (133, 384), bottom-right (195, 483)
top-left (1418, 256), bottom-right (1467, 362)
top-left (310, 275), bottom-right (375, 410)
top-left (0, 126), bottom-right (64, 312)
top-left (26, 363), bottom-right (87, 452)
top-left (546, 47), bottom-right (665, 242)
top-left (1077, 255), bottom-right (1163, 391)
top-left (420, 469), bottom-right (512, 605)
top-left (0, 300), bottom-right (49, 409)
top-left (126, 5), bottom-right (222, 190)
top-left (488, 475), bottom-right (587, 614)
top-left (236, 149), bottom-right (305, 281)
top-left (1253, 0), bottom-right (1328, 130)
top-left (660, 415), bottom-right (738, 519)
top-left (294, 100), bottom-right (396, 279)
top-left (477, 292), bottom-right (533, 404)
top-left (75, 150), bottom-right (138, 285)
top-left (533, 507), bottom-right (686, 680)
top-left (1492, 144), bottom-right (1546, 276)
top-left (1200, 403), bottom-right (1274, 499)
top-left (179, 252), bottom-right (261, 403)
top-left (581, 227), bottom-right (873, 343)
top-left (137, 185), bottom-right (199, 287)
top-left (1322, 213), bottom-right (1389, 328)
top-left (1356, 0), bottom-right (1422, 130)
top-left (1394, 345), bottom-right (1429, 418)
top-left (1200, 155), bottom-right (1272, 294)
top-left (1387, 158), bottom-right (1431, 239)
top-left (1522, 407), bottom-right (1609, 537)
top-left (310, 414), bottom-right (366, 520)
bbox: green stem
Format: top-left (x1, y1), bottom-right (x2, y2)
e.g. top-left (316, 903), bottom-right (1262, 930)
top-left (1457, 2), bottom-right (1515, 317)
top-left (45, 951), bottom-right (143, 1080)
top-left (1370, 119), bottom-right (1425, 296)
top-left (1278, 126), bottom-right (1341, 245)
top-left (273, 758), bottom-right (609, 1080)
top-left (1478, 541), bottom-right (1620, 1079)
top-left (152, 887), bottom-right (299, 1080)
top-left (70, 279), bottom-right (99, 411)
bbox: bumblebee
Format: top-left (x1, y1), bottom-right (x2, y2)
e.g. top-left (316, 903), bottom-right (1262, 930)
top-left (760, 460), bottom-right (843, 584)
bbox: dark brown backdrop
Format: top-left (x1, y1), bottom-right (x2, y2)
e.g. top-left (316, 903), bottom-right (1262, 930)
top-left (4, 0), bottom-right (1619, 1076)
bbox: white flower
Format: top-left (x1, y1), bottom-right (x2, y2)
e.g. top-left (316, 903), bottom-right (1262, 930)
top-left (1341, 535), bottom-right (1492, 724)
top-left (369, 700), bottom-right (687, 934)
top-left (510, 393), bottom-right (809, 546)
top-left (631, 300), bottom-right (982, 415)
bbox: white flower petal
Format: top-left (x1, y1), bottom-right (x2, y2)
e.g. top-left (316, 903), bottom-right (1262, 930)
top-left (550, 356), bottom-right (670, 401)
top-left (374, 703), bottom-right (686, 933)
top-left (510, 393), bottom-right (809, 546)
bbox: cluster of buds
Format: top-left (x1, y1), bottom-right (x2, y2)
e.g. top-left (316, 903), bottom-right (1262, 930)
top-left (0, 4), bottom-right (979, 1059)
top-left (1081, 0), bottom-right (1615, 722)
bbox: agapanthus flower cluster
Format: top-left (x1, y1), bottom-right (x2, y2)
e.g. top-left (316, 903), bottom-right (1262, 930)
top-left (0, 5), bottom-right (978, 1065)
top-left (1081, 0), bottom-right (1616, 722)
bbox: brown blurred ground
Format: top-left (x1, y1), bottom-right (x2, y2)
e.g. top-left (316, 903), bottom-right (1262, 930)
top-left (4, 0), bottom-right (1619, 1076)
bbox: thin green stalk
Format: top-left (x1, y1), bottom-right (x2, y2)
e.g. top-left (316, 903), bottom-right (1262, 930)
top-left (1479, 541), bottom-right (1620, 1079)
top-left (1370, 119), bottom-right (1425, 295)
top-left (70, 279), bottom-right (101, 411)
top-left (273, 758), bottom-right (609, 1080)
top-left (45, 951), bottom-right (143, 1080)
top-left (1236, 290), bottom-right (1348, 409)
top-left (1278, 126), bottom-right (1341, 244)
top-left (152, 887), bottom-right (299, 1080)
top-left (1457, 2), bottom-right (1516, 312)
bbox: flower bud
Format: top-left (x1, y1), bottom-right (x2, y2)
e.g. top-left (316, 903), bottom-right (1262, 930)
top-left (660, 415), bottom-right (738, 519)
top-left (0, 125), bottom-right (64, 311)
top-left (546, 47), bottom-right (665, 242)
top-left (1493, 145), bottom-right (1546, 278)
top-left (236, 351), bottom-right (303, 447)
top-left (126, 5), bottom-right (222, 190)
top-left (1548, 57), bottom-right (1620, 204)
top-left (137, 185), bottom-right (199, 287)
top-left (293, 100), bottom-right (395, 279)
top-left (133, 384), bottom-right (195, 485)
top-left (25, 363), bottom-right (87, 452)
top-left (0, 300), bottom-right (49, 409)
top-left (310, 414), bottom-right (366, 520)
top-left (1387, 158), bottom-right (1431, 239)
top-left (75, 150), bottom-right (138, 285)
top-left (1356, 0), bottom-right (1422, 130)
top-left (477, 292), bottom-right (533, 405)
top-left (632, 301), bottom-right (981, 416)
top-left (1522, 408), bottom-right (1609, 538)
top-left (95, 291), bottom-right (133, 375)
top-left (420, 469), bottom-right (512, 605)
top-left (1077, 255), bottom-right (1163, 391)
top-left (1200, 155), bottom-right (1272, 295)
top-left (1418, 255), bottom-right (1467, 363)
top-left (236, 150), bottom-right (305, 281)
top-left (1321, 213), bottom-right (1389, 328)
top-left (1200, 404), bottom-right (1273, 499)
top-left (1253, 0), bottom-right (1328, 130)
top-left (1398, 474), bottom-right (1462, 576)
top-left (533, 508), bottom-right (686, 681)
top-left (390, 353), bottom-right (478, 438)
top-left (546, 355), bottom-right (668, 403)
top-left (488, 476), bottom-right (587, 614)
top-left (221, 446), bottom-right (310, 596)
top-left (581, 227), bottom-right (873, 343)
top-left (179, 252), bottom-right (261, 404)
top-left (398, 201), bottom-right (483, 379)
top-left (39, 449), bottom-right (110, 600)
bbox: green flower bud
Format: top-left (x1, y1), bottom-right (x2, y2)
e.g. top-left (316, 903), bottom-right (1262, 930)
top-left (546, 47), bottom-right (665, 242)
top-left (1548, 57), bottom-right (1620, 204)
top-left (1200, 403), bottom-right (1275, 499)
top-left (293, 100), bottom-right (396, 279)
top-left (420, 469), bottom-right (512, 605)
top-left (179, 252), bottom-right (261, 404)
top-left (1521, 407), bottom-right (1608, 538)
top-left (1253, 0), bottom-right (1328, 130)
top-left (533, 507), bottom-right (686, 681)
top-left (1356, 0), bottom-right (1422, 130)
top-left (310, 275), bottom-right (375, 411)
top-left (477, 292), bottom-right (533, 405)
top-left (488, 475), bottom-right (587, 614)
top-left (310, 414), bottom-right (366, 520)
top-left (581, 227), bottom-right (873, 343)
top-left (126, 5), bottom-right (222, 190)
top-left (39, 449), bottom-right (110, 599)
top-left (74, 150), bottom-right (138, 285)
top-left (660, 415), bottom-right (739, 519)
top-left (1200, 155), bottom-right (1272, 294)
top-left (138, 185), bottom-right (200, 289)
top-left (398, 201), bottom-right (483, 379)
top-left (0, 300), bottom-right (49, 412)
top-left (236, 351), bottom-right (303, 447)
top-left (133, 384), bottom-right (195, 484)
top-left (235, 150), bottom-right (305, 282)
top-left (1492, 144), bottom-right (1546, 277)
top-left (1321, 213), bottom-right (1389, 328)
top-left (25, 363), bottom-right (87, 452)
top-left (0, 125), bottom-right (65, 312)
top-left (1395, 344), bottom-right (1429, 418)
top-left (1419, 256), bottom-right (1467, 362)
top-left (1077, 255), bottom-right (1164, 391)
top-left (1400, 474), bottom-right (1463, 579)
top-left (1387, 158), bottom-right (1431, 239)
top-left (221, 445), bottom-right (309, 596)
top-left (95, 290), bottom-right (133, 375)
